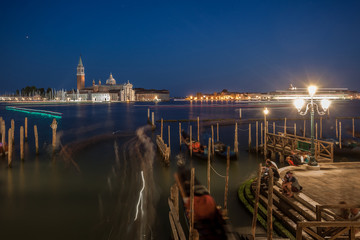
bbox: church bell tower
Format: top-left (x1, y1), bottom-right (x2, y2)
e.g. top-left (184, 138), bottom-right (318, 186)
top-left (77, 56), bottom-right (85, 90)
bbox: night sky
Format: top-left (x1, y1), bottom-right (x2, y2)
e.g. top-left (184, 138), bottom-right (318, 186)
top-left (1, 0), bottom-right (360, 97)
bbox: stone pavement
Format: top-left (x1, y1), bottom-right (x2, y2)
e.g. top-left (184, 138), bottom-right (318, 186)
top-left (280, 162), bottom-right (360, 205)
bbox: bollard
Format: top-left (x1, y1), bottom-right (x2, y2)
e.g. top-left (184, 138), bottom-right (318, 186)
top-left (207, 138), bottom-right (211, 193)
top-left (34, 125), bottom-right (39, 154)
top-left (25, 117), bottom-right (28, 141)
top-left (51, 119), bottom-right (58, 149)
top-left (20, 126), bottom-right (24, 160)
top-left (8, 129), bottom-right (12, 167)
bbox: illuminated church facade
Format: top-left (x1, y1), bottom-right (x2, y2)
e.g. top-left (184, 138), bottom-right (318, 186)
top-left (66, 56), bottom-right (168, 102)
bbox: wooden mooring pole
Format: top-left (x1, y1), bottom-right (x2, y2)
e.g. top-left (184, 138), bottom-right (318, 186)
top-left (260, 122), bottom-right (263, 146)
top-left (1, 121), bottom-right (5, 146)
top-left (224, 146), bottom-right (230, 216)
top-left (179, 122), bottom-right (181, 147)
top-left (303, 120), bottom-right (306, 137)
top-left (251, 163), bottom-right (262, 239)
top-left (320, 117), bottom-right (323, 139)
top-left (339, 122), bottom-right (342, 149)
top-left (161, 118), bottom-right (163, 139)
top-left (284, 118), bottom-right (287, 135)
top-left (25, 117), bottom-right (28, 141)
top-left (239, 108), bottom-right (242, 119)
top-left (234, 123), bottom-right (238, 153)
top-left (316, 122), bottom-right (318, 140)
top-left (20, 126), bottom-right (24, 160)
top-left (267, 168), bottom-right (274, 240)
top-left (207, 138), bottom-right (211, 193)
top-left (190, 125), bottom-right (193, 157)
top-left (168, 125), bottom-right (171, 149)
top-left (8, 129), bottom-right (12, 167)
top-left (34, 125), bottom-right (39, 155)
top-left (151, 112), bottom-right (155, 129)
top-left (51, 119), bottom-right (57, 149)
top-left (216, 123), bottom-right (219, 142)
top-left (336, 119), bottom-right (338, 139)
top-left (147, 108), bottom-right (150, 121)
top-left (211, 125), bottom-right (214, 155)
top-left (353, 118), bottom-right (355, 138)
top-left (294, 123), bottom-right (296, 136)
top-left (256, 121), bottom-right (259, 152)
top-left (11, 119), bottom-right (15, 145)
top-left (189, 168), bottom-right (195, 240)
top-left (248, 123), bottom-right (251, 152)
top-left (273, 122), bottom-right (275, 134)
top-left (197, 116), bottom-right (200, 142)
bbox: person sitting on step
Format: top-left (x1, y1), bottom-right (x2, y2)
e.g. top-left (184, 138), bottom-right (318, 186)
top-left (281, 171), bottom-right (302, 197)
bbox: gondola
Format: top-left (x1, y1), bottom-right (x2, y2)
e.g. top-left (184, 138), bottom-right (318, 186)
top-left (213, 142), bottom-right (237, 160)
top-left (181, 130), bottom-right (208, 160)
top-left (175, 168), bottom-right (239, 240)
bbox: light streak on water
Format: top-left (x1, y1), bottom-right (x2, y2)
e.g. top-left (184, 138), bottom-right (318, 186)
top-left (134, 170), bottom-right (145, 221)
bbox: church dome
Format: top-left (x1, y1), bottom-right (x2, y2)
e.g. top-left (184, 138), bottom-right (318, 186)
top-left (106, 73), bottom-right (116, 85)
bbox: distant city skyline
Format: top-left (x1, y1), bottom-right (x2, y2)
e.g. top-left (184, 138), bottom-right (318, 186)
top-left (1, 1), bottom-right (360, 97)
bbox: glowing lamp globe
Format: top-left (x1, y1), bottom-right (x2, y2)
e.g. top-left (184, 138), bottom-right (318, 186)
top-left (308, 86), bottom-right (317, 97)
top-left (321, 99), bottom-right (331, 111)
top-left (294, 98), bottom-right (305, 111)
top-left (263, 108), bottom-right (269, 115)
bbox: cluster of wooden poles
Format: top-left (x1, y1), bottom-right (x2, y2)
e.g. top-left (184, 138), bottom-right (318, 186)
top-left (0, 116), bottom-right (58, 167)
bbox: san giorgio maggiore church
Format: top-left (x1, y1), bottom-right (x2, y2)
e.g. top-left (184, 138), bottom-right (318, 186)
top-left (66, 57), bottom-right (169, 102)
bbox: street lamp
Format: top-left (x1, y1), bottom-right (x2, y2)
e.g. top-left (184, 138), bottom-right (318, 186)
top-left (263, 108), bottom-right (269, 159)
top-left (294, 86), bottom-right (331, 166)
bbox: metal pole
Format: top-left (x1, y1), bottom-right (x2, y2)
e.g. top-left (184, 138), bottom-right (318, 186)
top-left (264, 113), bottom-right (267, 159)
top-left (310, 98), bottom-right (317, 166)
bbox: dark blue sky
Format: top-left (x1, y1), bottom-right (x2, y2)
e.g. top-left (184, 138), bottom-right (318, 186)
top-left (1, 0), bottom-right (360, 96)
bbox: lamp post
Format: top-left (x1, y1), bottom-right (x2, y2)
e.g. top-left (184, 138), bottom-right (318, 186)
top-left (263, 108), bottom-right (269, 159)
top-left (294, 86), bottom-right (331, 166)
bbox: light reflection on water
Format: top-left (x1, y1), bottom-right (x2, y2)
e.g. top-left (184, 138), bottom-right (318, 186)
top-left (0, 100), bottom-right (359, 239)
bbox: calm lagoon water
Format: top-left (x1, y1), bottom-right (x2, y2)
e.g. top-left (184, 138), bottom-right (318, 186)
top-left (0, 100), bottom-right (359, 239)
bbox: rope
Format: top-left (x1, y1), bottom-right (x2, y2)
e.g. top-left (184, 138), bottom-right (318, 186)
top-left (210, 164), bottom-right (226, 178)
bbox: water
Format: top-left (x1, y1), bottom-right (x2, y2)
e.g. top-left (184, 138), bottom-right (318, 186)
top-left (0, 100), bottom-right (359, 239)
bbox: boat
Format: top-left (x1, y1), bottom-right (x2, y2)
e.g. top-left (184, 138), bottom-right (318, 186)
top-left (181, 130), bottom-right (208, 160)
top-left (175, 168), bottom-right (239, 239)
top-left (213, 142), bottom-right (237, 160)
